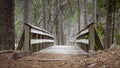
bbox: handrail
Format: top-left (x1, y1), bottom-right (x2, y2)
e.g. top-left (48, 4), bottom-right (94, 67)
top-left (17, 23), bottom-right (54, 53)
top-left (76, 22), bottom-right (103, 52)
top-left (77, 23), bottom-right (94, 35)
top-left (26, 23), bottom-right (54, 36)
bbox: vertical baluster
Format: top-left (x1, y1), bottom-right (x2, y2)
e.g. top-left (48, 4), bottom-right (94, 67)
top-left (31, 33), bottom-right (37, 53)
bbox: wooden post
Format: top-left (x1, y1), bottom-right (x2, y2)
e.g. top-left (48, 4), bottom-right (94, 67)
top-left (36, 34), bottom-right (39, 51)
top-left (38, 35), bottom-right (42, 50)
top-left (24, 24), bottom-right (30, 50)
top-left (31, 33), bottom-right (37, 53)
top-left (45, 36), bottom-right (48, 47)
top-left (17, 23), bottom-right (55, 53)
top-left (89, 23), bottom-right (95, 51)
top-left (42, 35), bottom-right (45, 49)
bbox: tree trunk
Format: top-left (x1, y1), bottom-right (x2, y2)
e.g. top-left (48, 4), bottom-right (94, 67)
top-left (23, 0), bottom-right (31, 28)
top-left (112, 0), bottom-right (116, 44)
top-left (104, 0), bottom-right (113, 49)
top-left (60, 21), bottom-right (65, 45)
top-left (67, 0), bottom-right (73, 17)
top-left (77, 0), bottom-right (81, 31)
top-left (54, 19), bottom-right (60, 45)
top-left (52, 0), bottom-right (65, 45)
top-left (92, 0), bottom-right (97, 23)
top-left (53, 0), bottom-right (60, 45)
top-left (47, 0), bottom-right (52, 32)
top-left (59, 0), bottom-right (65, 45)
top-left (83, 0), bottom-right (88, 26)
top-left (41, 0), bottom-right (47, 30)
top-left (0, 0), bottom-right (15, 50)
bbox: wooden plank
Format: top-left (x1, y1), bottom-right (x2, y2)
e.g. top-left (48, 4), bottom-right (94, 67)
top-left (76, 39), bottom-right (89, 44)
top-left (77, 23), bottom-right (94, 35)
top-left (16, 23), bottom-right (55, 53)
top-left (24, 24), bottom-right (30, 50)
top-left (76, 29), bottom-right (89, 38)
top-left (31, 39), bottom-right (54, 44)
top-left (25, 23), bottom-right (54, 36)
top-left (31, 28), bottom-right (54, 38)
top-left (89, 23), bottom-right (95, 51)
top-left (25, 23), bottom-right (48, 33)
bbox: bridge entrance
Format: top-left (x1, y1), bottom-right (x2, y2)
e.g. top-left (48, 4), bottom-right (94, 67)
top-left (17, 22), bottom-right (103, 54)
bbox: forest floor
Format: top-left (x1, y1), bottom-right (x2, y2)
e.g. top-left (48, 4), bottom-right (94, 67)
top-left (0, 45), bottom-right (120, 68)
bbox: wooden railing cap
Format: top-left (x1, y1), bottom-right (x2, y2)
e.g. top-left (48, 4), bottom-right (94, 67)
top-left (77, 22), bottom-right (94, 35)
top-left (25, 23), bottom-right (54, 37)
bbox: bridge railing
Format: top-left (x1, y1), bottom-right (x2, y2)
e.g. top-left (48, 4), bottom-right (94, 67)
top-left (17, 23), bottom-right (54, 53)
top-left (76, 22), bottom-right (103, 52)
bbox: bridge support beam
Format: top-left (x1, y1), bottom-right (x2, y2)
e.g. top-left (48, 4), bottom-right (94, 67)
top-left (89, 23), bottom-right (95, 51)
top-left (24, 24), bottom-right (30, 50)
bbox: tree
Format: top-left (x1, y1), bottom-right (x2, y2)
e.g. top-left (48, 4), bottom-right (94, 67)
top-left (59, 0), bottom-right (65, 45)
top-left (83, 0), bottom-right (88, 26)
top-left (0, 0), bottom-right (15, 50)
top-left (41, 0), bottom-right (47, 30)
top-left (104, 0), bottom-right (113, 49)
top-left (112, 0), bottom-right (116, 43)
top-left (23, 0), bottom-right (31, 28)
top-left (52, 0), bottom-right (65, 45)
top-left (77, 0), bottom-right (81, 31)
top-left (92, 0), bottom-right (97, 23)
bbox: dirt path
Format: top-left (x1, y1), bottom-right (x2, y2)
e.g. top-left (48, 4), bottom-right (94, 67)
top-left (0, 46), bottom-right (120, 68)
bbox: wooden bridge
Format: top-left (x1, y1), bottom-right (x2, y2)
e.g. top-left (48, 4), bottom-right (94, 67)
top-left (17, 22), bottom-right (103, 55)
top-left (76, 23), bottom-right (103, 52)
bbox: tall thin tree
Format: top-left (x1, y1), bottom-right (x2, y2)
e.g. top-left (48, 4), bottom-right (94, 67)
top-left (23, 0), bottom-right (31, 28)
top-left (59, 0), bottom-right (64, 45)
top-left (41, 0), bottom-right (47, 30)
top-left (77, 0), bottom-right (81, 31)
top-left (112, 0), bottom-right (116, 43)
top-left (104, 0), bottom-right (113, 49)
top-left (53, 0), bottom-right (60, 45)
top-left (0, 0), bottom-right (15, 50)
top-left (83, 0), bottom-right (88, 26)
top-left (92, 0), bottom-right (97, 23)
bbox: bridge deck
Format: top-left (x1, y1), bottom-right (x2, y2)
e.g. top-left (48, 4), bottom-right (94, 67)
top-left (34, 45), bottom-right (88, 55)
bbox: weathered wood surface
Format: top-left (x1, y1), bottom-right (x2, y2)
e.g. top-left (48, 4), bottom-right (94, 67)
top-left (35, 45), bottom-right (88, 55)
top-left (76, 29), bottom-right (88, 38)
top-left (76, 39), bottom-right (89, 44)
top-left (24, 24), bottom-right (30, 50)
top-left (17, 23), bottom-right (54, 53)
top-left (31, 28), bottom-right (54, 37)
top-left (77, 23), bottom-right (94, 35)
top-left (89, 23), bottom-right (95, 51)
top-left (76, 22), bottom-right (103, 52)
top-left (31, 39), bottom-right (54, 44)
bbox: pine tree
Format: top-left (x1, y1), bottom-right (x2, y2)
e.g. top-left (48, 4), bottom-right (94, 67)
top-left (0, 0), bottom-right (15, 50)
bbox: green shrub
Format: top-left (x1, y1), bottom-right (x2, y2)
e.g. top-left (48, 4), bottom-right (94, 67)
top-left (96, 23), bottom-right (105, 36)
top-left (114, 33), bottom-right (120, 45)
